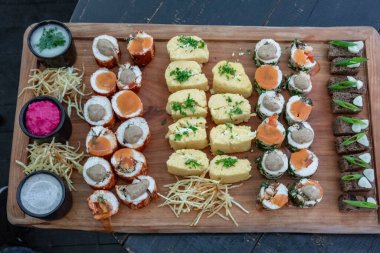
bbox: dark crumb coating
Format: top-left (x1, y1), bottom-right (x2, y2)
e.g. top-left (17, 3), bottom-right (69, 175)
top-left (339, 194), bottom-right (377, 212)
top-left (330, 58), bottom-right (360, 75)
top-left (331, 92), bottom-right (363, 114)
top-left (335, 135), bottom-right (369, 154)
top-left (338, 152), bottom-right (372, 172)
top-left (328, 44), bottom-right (363, 61)
top-left (340, 171), bottom-right (374, 192)
top-left (333, 116), bottom-right (368, 136)
top-left (328, 76), bottom-right (366, 95)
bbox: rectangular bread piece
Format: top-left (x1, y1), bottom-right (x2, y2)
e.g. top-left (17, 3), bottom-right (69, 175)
top-left (333, 116), bottom-right (369, 136)
top-left (340, 171), bottom-right (375, 193)
top-left (335, 135), bottom-right (369, 155)
top-left (327, 76), bottom-right (366, 95)
top-left (328, 44), bottom-right (363, 61)
top-left (339, 194), bottom-right (378, 212)
top-left (338, 152), bottom-right (372, 172)
top-left (330, 58), bottom-right (360, 75)
top-left (331, 92), bottom-right (363, 114)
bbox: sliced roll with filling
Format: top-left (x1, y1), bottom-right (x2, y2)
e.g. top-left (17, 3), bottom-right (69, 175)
top-left (254, 39), bottom-right (281, 66)
top-left (286, 72), bottom-right (312, 95)
top-left (116, 117), bottom-right (150, 151)
top-left (255, 115), bottom-right (285, 150)
top-left (257, 182), bottom-right (288, 210)
top-left (111, 90), bottom-right (143, 120)
top-left (166, 149), bottom-right (209, 176)
top-left (84, 96), bottom-right (115, 127)
top-left (289, 179), bottom-right (323, 208)
top-left (86, 126), bottom-right (118, 158)
top-left (289, 39), bottom-right (317, 72)
top-left (83, 157), bottom-right (116, 190)
top-left (209, 155), bottom-right (251, 183)
top-left (90, 68), bottom-right (117, 96)
top-left (286, 122), bottom-right (314, 151)
top-left (256, 149), bottom-right (288, 179)
top-left (254, 65), bottom-right (283, 94)
top-left (127, 31), bottom-right (155, 67)
top-left (288, 149), bottom-right (319, 178)
top-left (117, 63), bottom-right (142, 92)
top-left (88, 190), bottom-right (119, 220)
top-left (92, 35), bottom-right (120, 68)
top-left (256, 91), bottom-right (285, 120)
top-left (111, 148), bottom-right (148, 181)
top-left (285, 95), bottom-right (313, 125)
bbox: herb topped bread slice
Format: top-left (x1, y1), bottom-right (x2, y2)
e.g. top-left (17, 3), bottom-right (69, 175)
top-left (330, 57), bottom-right (367, 75)
top-left (167, 35), bottom-right (209, 63)
top-left (328, 40), bottom-right (364, 61)
top-left (166, 89), bottom-right (208, 120)
top-left (327, 76), bottom-right (366, 95)
top-left (331, 92), bottom-right (363, 114)
top-left (212, 61), bottom-right (253, 98)
top-left (338, 152), bottom-right (372, 172)
top-left (340, 168), bottom-right (375, 193)
top-left (333, 116), bottom-right (369, 136)
top-left (209, 155), bottom-right (251, 183)
top-left (335, 132), bottom-right (370, 155)
top-left (166, 149), bottom-right (209, 176)
top-left (339, 194), bottom-right (378, 212)
top-left (165, 61), bottom-right (208, 93)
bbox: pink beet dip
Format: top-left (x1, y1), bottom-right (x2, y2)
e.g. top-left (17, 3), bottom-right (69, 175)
top-left (25, 100), bottom-right (61, 136)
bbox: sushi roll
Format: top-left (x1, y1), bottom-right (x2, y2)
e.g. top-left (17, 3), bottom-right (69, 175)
top-left (254, 65), bottom-right (283, 94)
top-left (110, 148), bottom-right (147, 181)
top-left (328, 40), bottom-right (364, 61)
top-left (255, 115), bottom-right (285, 150)
top-left (111, 90), bottom-right (143, 120)
top-left (254, 39), bottom-right (281, 66)
top-left (86, 126), bottom-right (118, 158)
top-left (83, 96), bottom-right (115, 127)
top-left (339, 194), bottom-right (378, 212)
top-left (285, 95), bottom-right (313, 125)
top-left (289, 39), bottom-right (317, 72)
top-left (289, 179), bottom-right (323, 208)
top-left (116, 175), bottom-right (157, 209)
top-left (286, 72), bottom-right (312, 95)
top-left (257, 182), bottom-right (288, 210)
top-left (83, 157), bottom-right (116, 190)
top-left (116, 117), bottom-right (151, 151)
top-left (339, 152), bottom-right (371, 172)
top-left (117, 63), bottom-right (142, 92)
top-left (92, 35), bottom-right (120, 68)
top-left (256, 149), bottom-right (288, 179)
top-left (87, 190), bottom-right (119, 220)
top-left (127, 31), bottom-right (155, 67)
top-left (256, 91), bottom-right (285, 120)
top-left (288, 149), bottom-right (319, 178)
top-left (340, 168), bottom-right (375, 193)
top-left (90, 68), bottom-right (117, 96)
top-left (286, 122), bottom-right (314, 151)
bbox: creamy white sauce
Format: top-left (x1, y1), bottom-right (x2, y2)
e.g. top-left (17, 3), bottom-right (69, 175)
top-left (353, 96), bottom-right (363, 107)
top-left (359, 153), bottom-right (371, 163)
top-left (357, 134), bottom-right (369, 147)
top-left (358, 177), bottom-right (372, 189)
top-left (367, 197), bottom-right (377, 204)
top-left (348, 41), bottom-right (364, 53)
top-left (363, 168), bottom-right (375, 182)
top-left (347, 63), bottom-right (360, 68)
top-left (351, 119), bottom-right (368, 133)
top-left (347, 76), bottom-right (363, 90)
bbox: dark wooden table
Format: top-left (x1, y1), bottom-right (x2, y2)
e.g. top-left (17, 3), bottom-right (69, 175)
top-left (69, 0), bottom-right (380, 252)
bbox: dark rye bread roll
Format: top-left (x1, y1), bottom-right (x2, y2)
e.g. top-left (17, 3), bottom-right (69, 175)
top-left (331, 92), bottom-right (363, 114)
top-left (330, 58), bottom-right (360, 75)
top-left (333, 116), bottom-right (368, 136)
top-left (338, 152), bottom-right (372, 172)
top-left (328, 44), bottom-right (363, 61)
top-left (340, 171), bottom-right (375, 193)
top-left (327, 76), bottom-right (366, 95)
top-left (335, 135), bottom-right (369, 154)
top-left (339, 194), bottom-right (378, 212)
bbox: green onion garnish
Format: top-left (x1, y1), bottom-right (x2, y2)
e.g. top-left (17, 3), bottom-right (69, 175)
top-left (215, 157), bottom-right (238, 168)
top-left (341, 132), bottom-right (366, 147)
top-left (330, 40), bottom-right (357, 48)
top-left (335, 57), bottom-right (368, 67)
top-left (341, 174), bottom-right (363, 181)
top-left (339, 116), bottom-right (366, 126)
top-left (343, 155), bottom-right (370, 168)
top-left (333, 99), bottom-right (360, 112)
top-left (328, 80), bottom-right (357, 91)
top-left (185, 159), bottom-right (201, 169)
top-left (343, 199), bottom-right (378, 209)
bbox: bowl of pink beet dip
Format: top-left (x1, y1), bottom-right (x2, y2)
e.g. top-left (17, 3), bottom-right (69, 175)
top-left (19, 96), bottom-right (72, 143)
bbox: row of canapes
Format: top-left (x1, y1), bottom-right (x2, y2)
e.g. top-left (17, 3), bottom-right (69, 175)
top-left (84, 32), bottom-right (158, 220)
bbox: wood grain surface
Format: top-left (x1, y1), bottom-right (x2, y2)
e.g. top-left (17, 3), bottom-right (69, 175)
top-left (7, 23), bottom-right (380, 233)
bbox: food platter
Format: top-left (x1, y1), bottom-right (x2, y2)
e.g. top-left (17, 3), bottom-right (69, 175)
top-left (7, 23), bottom-right (380, 233)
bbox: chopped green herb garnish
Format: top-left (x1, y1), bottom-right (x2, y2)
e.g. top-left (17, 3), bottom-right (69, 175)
top-left (224, 122), bottom-right (234, 131)
top-left (174, 133), bottom-right (182, 141)
top-left (215, 157), bottom-right (238, 168)
top-left (170, 67), bottom-right (193, 83)
top-left (216, 150), bottom-right (224, 155)
top-left (341, 174), bottom-right (363, 181)
top-left (171, 94), bottom-right (197, 116)
top-left (333, 99), bottom-right (360, 112)
top-left (185, 159), bottom-right (202, 169)
top-left (341, 132), bottom-right (366, 147)
top-left (343, 155), bottom-right (370, 168)
top-left (188, 125), bottom-right (198, 133)
top-left (335, 57), bottom-right (368, 67)
top-left (97, 195), bottom-right (106, 204)
top-left (330, 40), bottom-right (357, 48)
top-left (328, 80), bottom-right (357, 91)
top-left (178, 35), bottom-right (205, 49)
top-left (218, 62), bottom-right (237, 80)
top-left (339, 116), bottom-right (366, 126)
top-left (226, 96), bottom-right (232, 103)
top-left (343, 199), bottom-right (378, 209)
top-left (36, 27), bottom-right (66, 52)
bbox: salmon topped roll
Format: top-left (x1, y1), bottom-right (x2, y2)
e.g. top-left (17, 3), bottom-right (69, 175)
top-left (110, 148), bottom-right (147, 181)
top-left (256, 115), bottom-right (286, 150)
top-left (285, 95), bottom-right (313, 125)
top-left (83, 157), bottom-right (116, 190)
top-left (116, 175), bottom-right (158, 209)
top-left (257, 182), bottom-right (288, 210)
top-left (289, 149), bottom-right (319, 178)
top-left (289, 179), bottom-right (323, 208)
top-left (117, 63), bottom-right (142, 91)
top-left (92, 35), bottom-right (120, 68)
top-left (88, 190), bottom-right (119, 220)
top-left (254, 65), bottom-right (283, 94)
top-left (90, 68), bottom-right (117, 96)
top-left (84, 96), bottom-right (115, 127)
top-left (86, 126), bottom-right (118, 158)
top-left (111, 90), bottom-right (143, 120)
top-left (254, 39), bottom-right (282, 66)
top-left (127, 31), bottom-right (155, 67)
top-left (116, 117), bottom-right (150, 151)
top-left (289, 39), bottom-right (317, 72)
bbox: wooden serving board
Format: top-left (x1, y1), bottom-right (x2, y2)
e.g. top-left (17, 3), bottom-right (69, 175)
top-left (7, 24), bottom-right (380, 233)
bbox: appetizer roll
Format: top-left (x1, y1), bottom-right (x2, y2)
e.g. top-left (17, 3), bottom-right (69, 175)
top-left (328, 40), bottom-right (364, 61)
top-left (166, 149), bottom-right (209, 176)
top-left (256, 115), bottom-right (285, 150)
top-left (166, 117), bottom-right (208, 150)
top-left (212, 61), bottom-right (253, 98)
top-left (167, 35), bottom-right (209, 63)
top-left (88, 190), bottom-right (119, 220)
top-left (330, 57), bottom-right (367, 75)
top-left (335, 132), bottom-right (370, 155)
top-left (209, 155), bottom-right (251, 183)
top-left (327, 76), bottom-right (365, 95)
top-left (288, 149), bottom-right (319, 178)
top-left (254, 39), bottom-right (281, 66)
top-left (116, 117), bottom-right (150, 151)
top-left (254, 65), bottom-right (283, 94)
top-left (339, 152), bottom-right (372, 172)
top-left (256, 149), bottom-right (288, 179)
top-left (84, 96), bottom-right (114, 127)
top-left (166, 89), bottom-right (207, 120)
top-left (331, 92), bottom-right (363, 114)
top-left (340, 168), bottom-right (375, 193)
top-left (116, 175), bottom-right (157, 209)
top-left (83, 157), bottom-right (116, 190)
top-left (286, 72), bottom-right (312, 95)
top-left (289, 179), bottom-right (323, 208)
top-left (127, 31), bottom-right (155, 67)
top-left (117, 63), bottom-right (142, 91)
top-left (111, 90), bottom-right (143, 120)
top-left (86, 126), bottom-right (117, 158)
top-left (111, 148), bottom-right (147, 181)
top-left (92, 35), bottom-right (120, 68)
top-left (289, 39), bottom-right (317, 72)
top-left (208, 93), bottom-right (252, 124)
top-left (333, 116), bottom-right (369, 136)
top-left (256, 91), bottom-right (285, 120)
top-left (165, 60), bottom-right (208, 92)
top-left (210, 123), bottom-right (255, 154)
top-left (257, 182), bottom-right (288, 210)
top-left (90, 68), bottom-right (117, 96)
top-left (339, 194), bottom-right (378, 212)
top-left (286, 122), bottom-right (314, 151)
top-left (286, 95), bottom-right (313, 125)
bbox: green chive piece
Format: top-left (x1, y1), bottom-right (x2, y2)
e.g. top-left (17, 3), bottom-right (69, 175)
top-left (178, 35), bottom-right (205, 49)
top-left (341, 132), bottom-right (366, 147)
top-left (341, 174), bottom-right (363, 181)
top-left (333, 99), bottom-right (360, 112)
top-left (218, 62), bottom-right (237, 80)
top-left (335, 57), bottom-right (368, 67)
top-left (215, 157), bottom-right (238, 168)
top-left (170, 67), bottom-right (193, 83)
top-left (342, 155), bottom-right (370, 168)
top-left (339, 116), bottom-right (366, 126)
top-left (328, 80), bottom-right (357, 91)
top-left (36, 27), bottom-right (66, 52)
top-left (343, 199), bottom-right (378, 209)
top-left (216, 150), bottom-right (224, 155)
top-left (185, 159), bottom-right (202, 169)
top-left (330, 40), bottom-right (357, 48)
